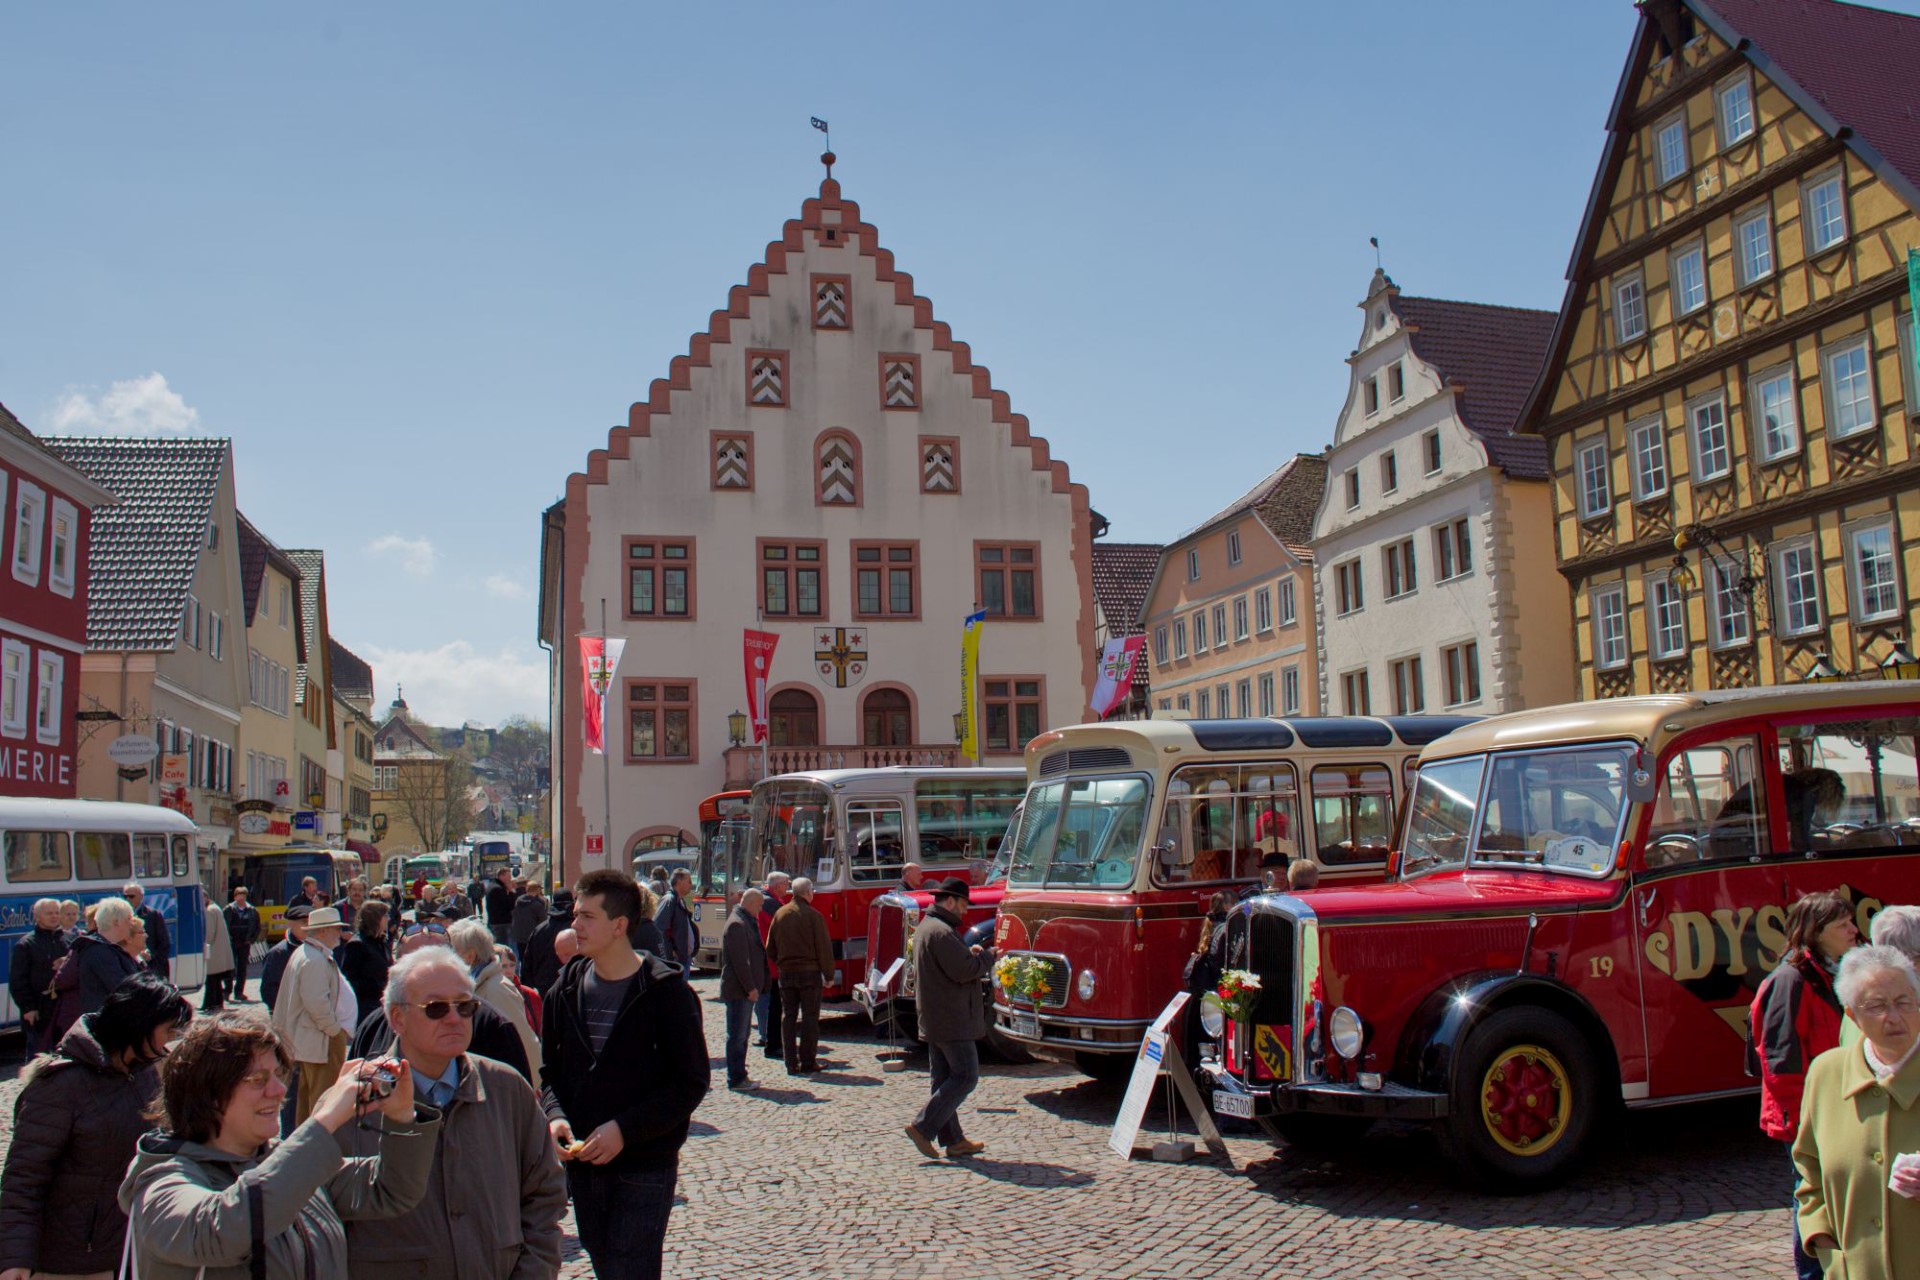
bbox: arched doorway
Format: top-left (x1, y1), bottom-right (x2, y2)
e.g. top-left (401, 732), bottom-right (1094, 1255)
top-left (862, 687), bottom-right (912, 747)
top-left (769, 688), bottom-right (821, 747)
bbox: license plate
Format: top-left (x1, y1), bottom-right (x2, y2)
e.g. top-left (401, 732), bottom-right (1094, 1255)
top-left (1213, 1089), bottom-right (1256, 1119)
top-left (1011, 1011), bottom-right (1040, 1040)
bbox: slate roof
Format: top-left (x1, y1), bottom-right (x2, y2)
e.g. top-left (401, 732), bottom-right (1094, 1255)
top-left (1251, 453), bottom-right (1329, 557)
top-left (1394, 296), bottom-right (1556, 478)
top-left (43, 437), bottom-right (229, 650)
top-left (1090, 542), bottom-right (1162, 637)
top-left (234, 512), bottom-right (306, 631)
top-left (284, 549), bottom-right (327, 705)
top-left (0, 402), bottom-right (117, 506)
top-left (329, 639), bottom-right (374, 700)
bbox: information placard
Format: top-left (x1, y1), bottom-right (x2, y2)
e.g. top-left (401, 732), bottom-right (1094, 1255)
top-left (1107, 1031), bottom-right (1167, 1159)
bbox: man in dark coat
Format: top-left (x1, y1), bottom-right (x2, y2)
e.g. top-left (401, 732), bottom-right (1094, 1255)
top-left (258, 904), bottom-right (308, 1014)
top-left (9, 898), bottom-right (69, 1052)
top-left (485, 868), bottom-right (518, 946)
top-left (719, 888), bottom-right (768, 1091)
top-left (520, 892), bottom-right (574, 998)
top-left (510, 880), bottom-right (548, 955)
top-left (903, 878), bottom-right (995, 1161)
top-left (653, 870), bottom-right (696, 969)
top-left (122, 883), bottom-right (170, 978)
top-left (222, 885), bottom-right (261, 1001)
top-left (765, 877), bottom-right (834, 1075)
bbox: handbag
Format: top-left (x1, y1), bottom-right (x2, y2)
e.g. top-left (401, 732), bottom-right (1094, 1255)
top-left (119, 1180), bottom-right (269, 1280)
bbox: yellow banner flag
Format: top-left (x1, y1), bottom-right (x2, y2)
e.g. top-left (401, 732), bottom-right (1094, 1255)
top-left (959, 609), bottom-right (985, 761)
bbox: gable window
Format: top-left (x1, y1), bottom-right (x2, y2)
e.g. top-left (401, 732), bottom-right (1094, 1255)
top-left (1281, 666), bottom-right (1301, 715)
top-left (1233, 596), bottom-right (1249, 641)
top-left (1630, 418), bottom-right (1668, 501)
top-left (817, 432), bottom-right (860, 506)
top-left (1279, 577), bottom-right (1297, 626)
top-left (1380, 450), bottom-right (1398, 494)
top-left (1341, 669), bottom-right (1371, 716)
top-left (1655, 110), bottom-right (1689, 184)
top-left (1344, 469), bottom-right (1360, 510)
top-left (1153, 626), bottom-right (1169, 666)
top-left (1388, 361), bottom-right (1405, 404)
top-left (982, 677), bottom-right (1043, 754)
top-left (1226, 529), bottom-right (1242, 567)
top-left (1257, 672), bottom-right (1275, 717)
top-left (47, 498), bottom-right (77, 597)
top-left (1672, 241), bottom-right (1707, 317)
top-left (1423, 429), bottom-right (1442, 475)
top-left (1363, 377), bottom-right (1379, 416)
top-left (1803, 170), bottom-right (1848, 255)
top-left (811, 275), bottom-right (850, 330)
top-left (977, 542), bottom-right (1039, 619)
top-left (1576, 439), bottom-right (1611, 519)
top-left (1824, 336), bottom-right (1877, 439)
top-left (1735, 206), bottom-right (1774, 287)
top-left (1850, 523), bottom-right (1900, 622)
top-left (1613, 272), bottom-right (1647, 345)
top-left (1173, 619), bottom-right (1187, 659)
top-left (209, 613), bottom-right (224, 661)
top-left (1717, 73), bottom-right (1755, 148)
top-left (1254, 588), bottom-right (1272, 633)
top-left (1773, 540), bottom-right (1822, 637)
top-left (1592, 585), bottom-right (1627, 670)
top-left (1689, 393), bottom-right (1732, 482)
top-left (627, 680), bottom-right (696, 763)
top-left (11, 480), bottom-right (44, 587)
top-left (1334, 560), bottom-right (1364, 616)
top-left (745, 350), bottom-right (787, 407)
top-left (1710, 559), bottom-right (1752, 649)
top-left (1193, 609), bottom-right (1208, 653)
top-left (1186, 548), bottom-right (1200, 581)
top-left (1383, 538), bottom-right (1418, 600)
top-left (1434, 518), bottom-right (1473, 581)
top-left (855, 542), bottom-right (919, 619)
top-left (713, 434), bottom-right (754, 490)
top-left (1441, 642), bottom-right (1482, 706)
top-left (760, 541), bottom-right (824, 618)
top-left (626, 540), bottom-right (693, 619)
top-left (1389, 655), bottom-right (1425, 714)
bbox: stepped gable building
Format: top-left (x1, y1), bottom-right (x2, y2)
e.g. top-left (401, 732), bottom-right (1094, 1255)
top-left (1523, 0), bottom-right (1920, 695)
top-left (1141, 454), bottom-right (1327, 721)
top-left (0, 402), bottom-right (115, 798)
top-left (1311, 272), bottom-right (1570, 717)
top-left (539, 165), bottom-right (1097, 879)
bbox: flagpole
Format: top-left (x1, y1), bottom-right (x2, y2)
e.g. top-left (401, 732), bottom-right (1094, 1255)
top-left (601, 597), bottom-right (613, 872)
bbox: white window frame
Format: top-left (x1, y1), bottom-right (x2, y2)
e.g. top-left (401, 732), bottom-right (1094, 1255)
top-left (1735, 205), bottom-right (1774, 287)
top-left (35, 650), bottom-right (63, 745)
top-left (1193, 609), bottom-right (1208, 653)
top-left (1380, 449), bottom-right (1398, 494)
top-left (1441, 641), bottom-right (1482, 707)
top-left (1153, 626), bottom-right (1169, 666)
top-left (1344, 468), bottom-right (1360, 510)
top-left (1708, 558), bottom-right (1751, 650)
top-left (48, 498), bottom-right (77, 597)
top-left (0, 638), bottom-right (28, 738)
top-left (1212, 603), bottom-right (1227, 649)
top-left (183, 593), bottom-right (201, 649)
top-left (1647, 572), bottom-right (1687, 661)
top-left (1388, 361), bottom-right (1406, 404)
top-left (1823, 335), bottom-right (1877, 440)
top-left (1226, 530), bottom-right (1242, 566)
top-left (1236, 679), bottom-right (1251, 718)
top-left (1849, 521), bottom-right (1901, 623)
top-left (1772, 540), bottom-right (1823, 638)
top-left (1688, 392), bottom-right (1732, 483)
top-left (1593, 585), bottom-right (1628, 670)
top-left (1257, 672), bottom-right (1275, 717)
top-left (1196, 689), bottom-right (1210, 718)
top-left (1576, 438), bottom-right (1611, 518)
top-left (1630, 417), bottom-right (1668, 501)
top-left (1423, 429), bottom-right (1442, 475)
top-left (1655, 110), bottom-right (1690, 185)
top-left (1278, 577), bottom-right (1297, 626)
top-left (1233, 595), bottom-right (1249, 641)
top-left (11, 479), bottom-right (45, 587)
top-left (1254, 588), bottom-right (1272, 634)
top-left (1613, 271), bottom-right (1648, 345)
top-left (1716, 72), bottom-right (1755, 149)
top-left (1751, 367), bottom-right (1801, 463)
top-left (1173, 618), bottom-right (1187, 659)
top-left (1671, 239), bottom-right (1708, 317)
top-left (1802, 168), bottom-right (1848, 256)
top-left (1281, 665), bottom-right (1300, 716)
top-left (1186, 548), bottom-right (1199, 581)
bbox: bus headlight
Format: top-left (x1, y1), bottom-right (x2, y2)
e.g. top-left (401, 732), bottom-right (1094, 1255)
top-left (1076, 969), bottom-right (1096, 1003)
top-left (1199, 993), bottom-right (1225, 1039)
top-left (1329, 1006), bottom-right (1365, 1060)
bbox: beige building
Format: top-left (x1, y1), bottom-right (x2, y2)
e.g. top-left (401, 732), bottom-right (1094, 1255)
top-left (329, 639), bottom-right (378, 847)
top-left (231, 513), bottom-right (304, 854)
top-left (1140, 455), bottom-right (1327, 719)
top-left (284, 549), bottom-right (338, 838)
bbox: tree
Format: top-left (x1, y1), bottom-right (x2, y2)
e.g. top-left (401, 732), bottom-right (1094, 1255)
top-left (393, 755), bottom-right (476, 851)
top-left (489, 716), bottom-right (548, 817)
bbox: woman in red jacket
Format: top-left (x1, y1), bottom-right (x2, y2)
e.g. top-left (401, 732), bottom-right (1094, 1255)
top-left (1751, 889), bottom-right (1858, 1280)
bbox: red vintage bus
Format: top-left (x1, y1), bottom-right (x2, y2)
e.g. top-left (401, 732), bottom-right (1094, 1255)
top-left (746, 767), bottom-right (1025, 1003)
top-left (991, 715), bottom-right (1474, 1078)
top-left (690, 789), bottom-right (752, 970)
top-left (1204, 683), bottom-right (1920, 1188)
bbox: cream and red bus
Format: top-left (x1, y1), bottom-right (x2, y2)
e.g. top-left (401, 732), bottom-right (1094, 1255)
top-left (691, 789), bottom-right (752, 971)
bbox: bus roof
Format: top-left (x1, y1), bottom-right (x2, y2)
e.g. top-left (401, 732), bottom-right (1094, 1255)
top-left (1420, 681), bottom-right (1920, 759)
top-left (1023, 714), bottom-right (1480, 764)
top-left (0, 797), bottom-right (199, 833)
top-left (753, 766), bottom-right (1025, 789)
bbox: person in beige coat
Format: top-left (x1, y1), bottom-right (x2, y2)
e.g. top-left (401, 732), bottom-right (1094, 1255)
top-left (449, 919), bottom-right (542, 1080)
top-left (203, 899), bottom-right (235, 1011)
top-left (273, 907), bottom-right (353, 1126)
top-left (1794, 944), bottom-right (1920, 1280)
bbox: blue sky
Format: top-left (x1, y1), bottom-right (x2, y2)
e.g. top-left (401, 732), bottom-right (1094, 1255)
top-left (8, 2), bottom-right (1907, 724)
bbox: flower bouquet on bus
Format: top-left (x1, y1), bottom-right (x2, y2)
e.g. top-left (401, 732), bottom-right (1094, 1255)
top-left (994, 953), bottom-right (1053, 1009)
top-left (1200, 969), bottom-right (1263, 1041)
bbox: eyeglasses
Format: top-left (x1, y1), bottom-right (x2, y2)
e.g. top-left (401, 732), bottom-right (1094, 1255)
top-left (1854, 997), bottom-right (1920, 1019)
top-left (404, 923), bottom-right (448, 937)
top-left (400, 999), bottom-right (480, 1021)
top-left (239, 1067), bottom-right (294, 1089)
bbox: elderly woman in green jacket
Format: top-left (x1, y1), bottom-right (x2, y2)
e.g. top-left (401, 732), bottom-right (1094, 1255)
top-left (1794, 943), bottom-right (1920, 1280)
top-left (118, 1011), bottom-right (438, 1280)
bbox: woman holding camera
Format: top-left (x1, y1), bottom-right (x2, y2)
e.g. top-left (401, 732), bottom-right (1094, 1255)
top-left (118, 1011), bottom-right (439, 1280)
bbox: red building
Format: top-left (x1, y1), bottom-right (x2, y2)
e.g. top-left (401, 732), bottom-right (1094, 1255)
top-left (0, 403), bottom-right (115, 797)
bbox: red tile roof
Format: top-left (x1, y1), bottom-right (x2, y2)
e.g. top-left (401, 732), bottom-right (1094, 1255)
top-left (1395, 296), bottom-right (1557, 479)
top-left (1090, 542), bottom-right (1162, 637)
top-left (235, 512), bottom-right (304, 631)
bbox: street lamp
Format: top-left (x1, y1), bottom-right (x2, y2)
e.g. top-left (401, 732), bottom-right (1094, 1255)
top-left (1804, 652), bottom-right (1845, 683)
top-left (727, 709), bottom-right (747, 747)
top-left (1880, 644), bottom-right (1920, 682)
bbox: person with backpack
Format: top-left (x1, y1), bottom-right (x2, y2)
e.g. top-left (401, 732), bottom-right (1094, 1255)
top-left (7, 898), bottom-right (69, 1054)
top-left (49, 896), bottom-right (144, 1044)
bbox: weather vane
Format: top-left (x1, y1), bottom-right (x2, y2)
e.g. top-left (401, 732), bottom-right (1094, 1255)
top-left (1370, 235), bottom-right (1382, 271)
top-left (812, 116), bottom-right (834, 178)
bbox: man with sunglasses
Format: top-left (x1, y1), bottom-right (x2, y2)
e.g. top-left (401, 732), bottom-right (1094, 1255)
top-left (339, 947), bottom-right (567, 1279)
top-left (349, 926), bottom-right (535, 1083)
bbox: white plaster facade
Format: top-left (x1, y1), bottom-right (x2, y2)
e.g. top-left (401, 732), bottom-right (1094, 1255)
top-left (1311, 273), bottom-right (1573, 718)
top-left (542, 174), bottom-right (1096, 881)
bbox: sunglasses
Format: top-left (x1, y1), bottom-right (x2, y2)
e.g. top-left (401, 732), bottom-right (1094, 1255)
top-left (400, 999), bottom-right (479, 1021)
top-left (404, 923), bottom-right (448, 937)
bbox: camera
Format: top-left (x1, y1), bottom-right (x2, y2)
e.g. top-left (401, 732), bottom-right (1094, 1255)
top-left (358, 1063), bottom-right (400, 1100)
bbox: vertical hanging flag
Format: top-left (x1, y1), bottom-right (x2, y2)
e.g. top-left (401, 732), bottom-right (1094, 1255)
top-left (1908, 249), bottom-right (1920, 394)
top-left (1089, 636), bottom-right (1147, 720)
top-left (579, 636), bottom-right (626, 754)
top-left (744, 630), bottom-right (781, 743)
top-left (959, 609), bottom-right (985, 761)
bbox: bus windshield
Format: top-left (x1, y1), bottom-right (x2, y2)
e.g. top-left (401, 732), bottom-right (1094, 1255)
top-left (1472, 745), bottom-right (1630, 875)
top-left (750, 780), bottom-right (835, 880)
top-left (696, 816), bottom-right (750, 896)
top-left (1399, 755), bottom-right (1484, 877)
top-left (1008, 776), bottom-right (1150, 888)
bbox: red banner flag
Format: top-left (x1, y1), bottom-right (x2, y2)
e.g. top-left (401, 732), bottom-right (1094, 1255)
top-left (744, 630), bottom-right (780, 743)
top-left (1089, 635), bottom-right (1146, 719)
top-left (580, 636), bottom-right (625, 754)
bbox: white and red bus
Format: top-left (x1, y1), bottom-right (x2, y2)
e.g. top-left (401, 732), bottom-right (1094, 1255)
top-left (690, 789), bottom-right (752, 971)
top-left (746, 767), bottom-right (1025, 1003)
top-left (991, 714), bottom-right (1476, 1077)
top-left (1204, 682), bottom-right (1920, 1188)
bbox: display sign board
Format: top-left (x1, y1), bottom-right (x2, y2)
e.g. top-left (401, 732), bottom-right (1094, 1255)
top-left (585, 834), bottom-right (604, 855)
top-left (160, 753), bottom-right (189, 786)
top-left (108, 734), bottom-right (159, 766)
top-left (1108, 992), bottom-right (1228, 1162)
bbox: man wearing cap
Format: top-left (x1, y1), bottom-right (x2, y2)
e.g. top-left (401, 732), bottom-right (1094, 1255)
top-left (273, 903), bottom-right (355, 1125)
top-left (259, 903), bottom-right (309, 1013)
top-left (903, 877), bottom-right (995, 1160)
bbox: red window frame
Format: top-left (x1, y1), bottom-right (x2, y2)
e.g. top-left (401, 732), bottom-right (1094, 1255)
top-left (625, 678), bottom-right (698, 764)
top-left (852, 541), bottom-right (920, 620)
top-left (981, 675), bottom-right (1045, 755)
top-left (975, 542), bottom-right (1041, 621)
top-left (758, 539), bottom-right (826, 619)
top-left (623, 537), bottom-right (696, 621)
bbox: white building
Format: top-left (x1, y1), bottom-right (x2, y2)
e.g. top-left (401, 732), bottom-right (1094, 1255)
top-left (1311, 271), bottom-right (1572, 717)
top-left (539, 165), bottom-right (1097, 882)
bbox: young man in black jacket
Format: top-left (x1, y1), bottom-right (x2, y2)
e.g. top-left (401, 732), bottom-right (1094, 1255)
top-left (542, 869), bottom-right (708, 1280)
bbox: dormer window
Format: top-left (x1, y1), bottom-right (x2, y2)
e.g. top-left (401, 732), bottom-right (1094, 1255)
top-left (1363, 377), bottom-right (1380, 416)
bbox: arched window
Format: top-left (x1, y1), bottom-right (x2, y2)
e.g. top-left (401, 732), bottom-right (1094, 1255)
top-left (816, 430), bottom-right (861, 506)
top-left (769, 689), bottom-right (821, 747)
top-left (862, 687), bottom-right (912, 747)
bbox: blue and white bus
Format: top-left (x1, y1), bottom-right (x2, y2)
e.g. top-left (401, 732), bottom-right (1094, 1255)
top-left (0, 797), bottom-right (207, 1028)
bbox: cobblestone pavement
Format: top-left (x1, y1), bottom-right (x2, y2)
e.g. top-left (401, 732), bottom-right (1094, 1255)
top-left (1, 974), bottom-right (1790, 1279)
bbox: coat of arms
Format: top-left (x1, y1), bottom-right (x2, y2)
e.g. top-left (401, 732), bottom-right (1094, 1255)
top-left (813, 627), bottom-right (869, 689)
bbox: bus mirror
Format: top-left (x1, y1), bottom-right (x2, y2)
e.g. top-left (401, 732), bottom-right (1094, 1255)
top-left (1154, 837), bottom-right (1190, 868)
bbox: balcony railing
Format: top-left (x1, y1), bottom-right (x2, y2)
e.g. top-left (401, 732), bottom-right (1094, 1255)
top-left (722, 743), bottom-right (962, 787)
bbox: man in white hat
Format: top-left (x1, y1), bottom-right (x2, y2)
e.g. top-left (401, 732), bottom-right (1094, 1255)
top-left (272, 904), bottom-right (355, 1125)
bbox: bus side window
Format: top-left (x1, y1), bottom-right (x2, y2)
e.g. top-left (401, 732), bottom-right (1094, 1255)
top-left (1311, 766), bottom-right (1394, 866)
top-left (1777, 717), bottom-right (1920, 852)
top-left (4, 830), bottom-right (71, 882)
top-left (134, 834), bottom-right (169, 880)
top-left (76, 831), bottom-right (132, 882)
top-left (847, 802), bottom-right (905, 883)
top-left (1647, 736), bottom-right (1766, 867)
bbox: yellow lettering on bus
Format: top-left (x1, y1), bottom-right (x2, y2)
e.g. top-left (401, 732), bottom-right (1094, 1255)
top-left (1671, 912), bottom-right (1715, 981)
top-left (1710, 907), bottom-right (1755, 978)
top-left (1755, 904), bottom-right (1787, 971)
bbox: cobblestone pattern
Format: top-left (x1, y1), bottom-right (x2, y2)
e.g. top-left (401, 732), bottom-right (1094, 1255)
top-left (0, 975), bottom-right (1790, 1279)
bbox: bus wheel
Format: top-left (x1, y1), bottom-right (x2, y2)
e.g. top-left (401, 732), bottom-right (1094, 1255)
top-left (985, 1023), bottom-right (1035, 1064)
top-left (1440, 1006), bottom-right (1599, 1192)
top-left (1259, 1113), bottom-right (1376, 1152)
top-left (1074, 1050), bottom-right (1135, 1084)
